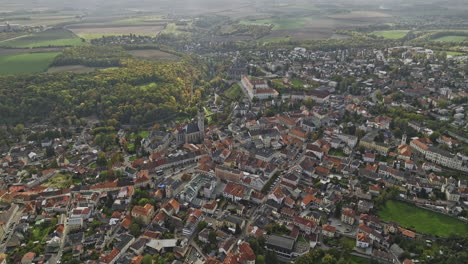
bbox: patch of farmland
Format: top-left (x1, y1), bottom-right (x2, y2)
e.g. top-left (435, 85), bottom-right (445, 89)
top-left (47, 65), bottom-right (97, 73)
top-left (69, 25), bottom-right (164, 39)
top-left (128, 49), bottom-right (180, 62)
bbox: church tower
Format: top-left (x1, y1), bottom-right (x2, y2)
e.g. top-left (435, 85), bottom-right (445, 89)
top-left (198, 110), bottom-right (205, 136)
top-left (401, 133), bottom-right (407, 145)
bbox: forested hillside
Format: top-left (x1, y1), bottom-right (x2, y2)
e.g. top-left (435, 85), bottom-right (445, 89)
top-left (0, 53), bottom-right (207, 125)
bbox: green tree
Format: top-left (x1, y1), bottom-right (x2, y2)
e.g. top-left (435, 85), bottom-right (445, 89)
top-left (321, 253), bottom-right (336, 264)
top-left (265, 250), bottom-right (279, 264)
top-left (429, 132), bottom-right (440, 143)
top-left (12, 124), bottom-right (24, 141)
top-left (208, 230), bottom-right (217, 244)
top-left (142, 254), bottom-right (153, 264)
top-left (256, 255), bottom-right (266, 264)
top-left (96, 152), bottom-right (108, 167)
top-left (130, 222), bottom-right (141, 237)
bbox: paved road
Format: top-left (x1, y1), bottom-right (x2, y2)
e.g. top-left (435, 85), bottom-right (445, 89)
top-left (48, 214), bottom-right (68, 264)
top-left (0, 210), bottom-right (23, 253)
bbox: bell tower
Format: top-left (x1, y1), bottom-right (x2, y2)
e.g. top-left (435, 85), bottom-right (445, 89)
top-left (401, 133), bottom-right (407, 145)
top-left (198, 110), bottom-right (205, 135)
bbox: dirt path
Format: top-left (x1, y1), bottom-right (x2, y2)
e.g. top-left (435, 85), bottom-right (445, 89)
top-left (0, 47), bottom-right (64, 55)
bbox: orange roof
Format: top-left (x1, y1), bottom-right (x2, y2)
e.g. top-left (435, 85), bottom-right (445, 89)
top-left (132, 204), bottom-right (154, 217)
top-left (403, 259), bottom-right (414, 264)
top-left (411, 139), bottom-right (429, 151)
top-left (121, 216), bottom-right (132, 229)
top-left (369, 184), bottom-right (381, 192)
top-left (342, 208), bottom-right (355, 217)
top-left (153, 211), bottom-right (166, 223)
top-left (100, 248), bottom-right (120, 264)
top-left (357, 232), bottom-right (370, 242)
top-left (131, 255), bottom-right (144, 264)
top-left (302, 194), bottom-right (314, 206)
top-left (322, 224), bottom-right (336, 233)
top-left (224, 182), bottom-right (245, 198)
top-left (399, 227), bottom-right (416, 239)
top-left (168, 199), bottom-right (180, 212)
top-left (56, 224), bottom-right (65, 233)
top-left (238, 242), bottom-right (256, 261)
top-left (289, 127), bottom-right (308, 139)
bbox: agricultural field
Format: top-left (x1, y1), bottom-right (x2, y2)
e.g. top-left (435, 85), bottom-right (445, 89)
top-left (0, 31), bottom-right (28, 41)
top-left (377, 200), bottom-right (468, 237)
top-left (0, 29), bottom-right (84, 48)
top-left (128, 49), bottom-right (180, 62)
top-left (0, 52), bottom-right (61, 74)
top-left (435, 50), bottom-right (466, 56)
top-left (328, 11), bottom-right (392, 20)
top-left (258, 36), bottom-right (291, 43)
top-left (162, 23), bottom-right (193, 36)
top-left (69, 26), bottom-right (164, 40)
top-left (371, 30), bottom-right (410, 39)
top-left (110, 15), bottom-right (171, 25)
top-left (431, 35), bottom-right (467, 42)
top-left (47, 65), bottom-right (97, 73)
top-left (240, 17), bottom-right (308, 30)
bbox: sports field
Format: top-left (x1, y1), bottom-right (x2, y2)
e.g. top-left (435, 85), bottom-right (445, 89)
top-left (377, 200), bottom-right (468, 237)
top-left (0, 52), bottom-right (61, 74)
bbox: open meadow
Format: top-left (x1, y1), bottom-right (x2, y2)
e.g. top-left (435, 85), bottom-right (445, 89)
top-left (377, 200), bottom-right (468, 237)
top-left (0, 52), bottom-right (61, 74)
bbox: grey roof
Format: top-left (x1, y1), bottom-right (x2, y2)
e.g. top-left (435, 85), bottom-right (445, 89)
top-left (185, 122), bottom-right (200, 134)
top-left (267, 234), bottom-right (295, 250)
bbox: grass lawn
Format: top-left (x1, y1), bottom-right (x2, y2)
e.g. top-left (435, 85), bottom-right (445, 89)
top-left (371, 30), bottom-right (409, 39)
top-left (349, 255), bottom-right (369, 264)
top-left (138, 131), bottom-right (149, 138)
top-left (223, 84), bottom-right (244, 100)
top-left (377, 200), bottom-right (468, 237)
top-left (203, 107), bottom-right (214, 123)
top-left (291, 79), bottom-right (304, 88)
top-left (240, 17), bottom-right (308, 30)
top-left (339, 237), bottom-right (355, 251)
top-left (46, 173), bottom-right (73, 188)
top-left (431, 35), bottom-right (467, 42)
top-left (0, 52), bottom-right (61, 74)
top-left (0, 28), bottom-right (84, 48)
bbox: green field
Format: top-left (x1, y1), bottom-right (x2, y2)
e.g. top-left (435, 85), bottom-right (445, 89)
top-left (371, 30), bottom-right (409, 39)
top-left (259, 36), bottom-right (291, 43)
top-left (0, 52), bottom-right (61, 74)
top-left (0, 29), bottom-right (84, 48)
top-left (77, 32), bottom-right (156, 41)
top-left (436, 50), bottom-right (465, 56)
top-left (46, 173), bottom-right (73, 188)
top-left (431, 35), bottom-right (467, 42)
top-left (240, 17), bottom-right (308, 30)
top-left (377, 200), bottom-right (468, 237)
top-left (223, 84), bottom-right (244, 100)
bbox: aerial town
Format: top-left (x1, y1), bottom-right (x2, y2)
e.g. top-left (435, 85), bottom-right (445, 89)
top-left (0, 43), bottom-right (467, 264)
